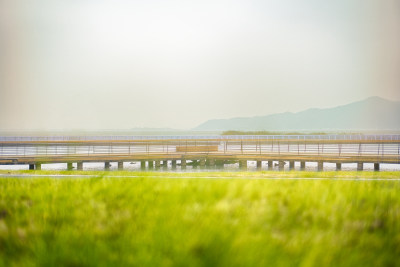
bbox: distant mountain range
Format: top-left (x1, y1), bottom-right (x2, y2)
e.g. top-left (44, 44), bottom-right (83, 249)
top-left (193, 96), bottom-right (400, 131)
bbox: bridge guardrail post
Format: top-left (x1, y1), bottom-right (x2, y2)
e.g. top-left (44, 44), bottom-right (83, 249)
top-left (278, 141), bottom-right (280, 155)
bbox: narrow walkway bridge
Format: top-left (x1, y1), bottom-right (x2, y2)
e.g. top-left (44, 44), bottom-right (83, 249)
top-left (1, 135), bottom-right (399, 171)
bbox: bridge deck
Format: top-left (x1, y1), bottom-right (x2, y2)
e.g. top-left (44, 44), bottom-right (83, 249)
top-left (1, 135), bottom-right (399, 167)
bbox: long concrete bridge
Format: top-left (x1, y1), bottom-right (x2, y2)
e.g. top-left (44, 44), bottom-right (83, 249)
top-left (0, 135), bottom-right (399, 171)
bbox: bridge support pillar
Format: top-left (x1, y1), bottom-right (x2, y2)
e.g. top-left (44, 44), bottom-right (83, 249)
top-left (317, 161), bottom-right (323, 171)
top-left (181, 159), bottom-right (186, 170)
top-left (141, 160), bottom-right (146, 170)
top-left (199, 159), bottom-right (206, 169)
top-left (239, 160), bottom-right (248, 170)
top-left (216, 160), bottom-right (224, 169)
top-left (35, 163), bottom-right (41, 170)
top-left (118, 162), bottom-right (123, 170)
top-left (357, 162), bottom-right (363, 171)
top-left (300, 161), bottom-right (305, 170)
top-left (171, 160), bottom-right (177, 170)
top-left (207, 159), bottom-right (216, 169)
top-left (29, 164), bottom-right (34, 170)
top-left (192, 161), bottom-right (198, 169)
top-left (289, 161), bottom-right (295, 170)
top-left (336, 163), bottom-right (341, 171)
top-left (278, 161), bottom-right (285, 171)
top-left (77, 162), bottom-right (83, 170)
top-left (256, 161), bottom-right (262, 170)
top-left (105, 162), bottom-right (111, 170)
top-left (148, 161), bottom-right (154, 169)
top-left (374, 163), bottom-right (380, 171)
top-left (207, 159), bottom-right (215, 170)
top-left (162, 160), bottom-right (168, 169)
top-left (155, 160), bottom-right (161, 170)
top-left (67, 163), bottom-right (73, 171)
top-left (268, 160), bottom-right (273, 170)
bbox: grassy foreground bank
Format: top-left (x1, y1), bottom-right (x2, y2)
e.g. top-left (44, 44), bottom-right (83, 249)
top-left (1, 172), bottom-right (400, 266)
top-left (1, 169), bottom-right (400, 179)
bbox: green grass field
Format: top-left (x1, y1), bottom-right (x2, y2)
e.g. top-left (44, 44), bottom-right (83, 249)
top-left (1, 171), bottom-right (400, 266)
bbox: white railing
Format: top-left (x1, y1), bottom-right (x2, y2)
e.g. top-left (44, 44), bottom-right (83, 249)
top-left (1, 134), bottom-right (400, 142)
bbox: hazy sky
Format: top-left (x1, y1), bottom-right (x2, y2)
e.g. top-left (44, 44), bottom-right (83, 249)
top-left (1, 0), bottom-right (399, 130)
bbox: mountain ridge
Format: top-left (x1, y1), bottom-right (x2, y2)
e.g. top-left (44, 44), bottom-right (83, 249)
top-left (193, 96), bottom-right (400, 131)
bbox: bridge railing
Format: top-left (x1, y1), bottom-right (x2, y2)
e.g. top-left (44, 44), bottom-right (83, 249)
top-left (1, 134), bottom-right (400, 142)
top-left (0, 138), bottom-right (399, 160)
